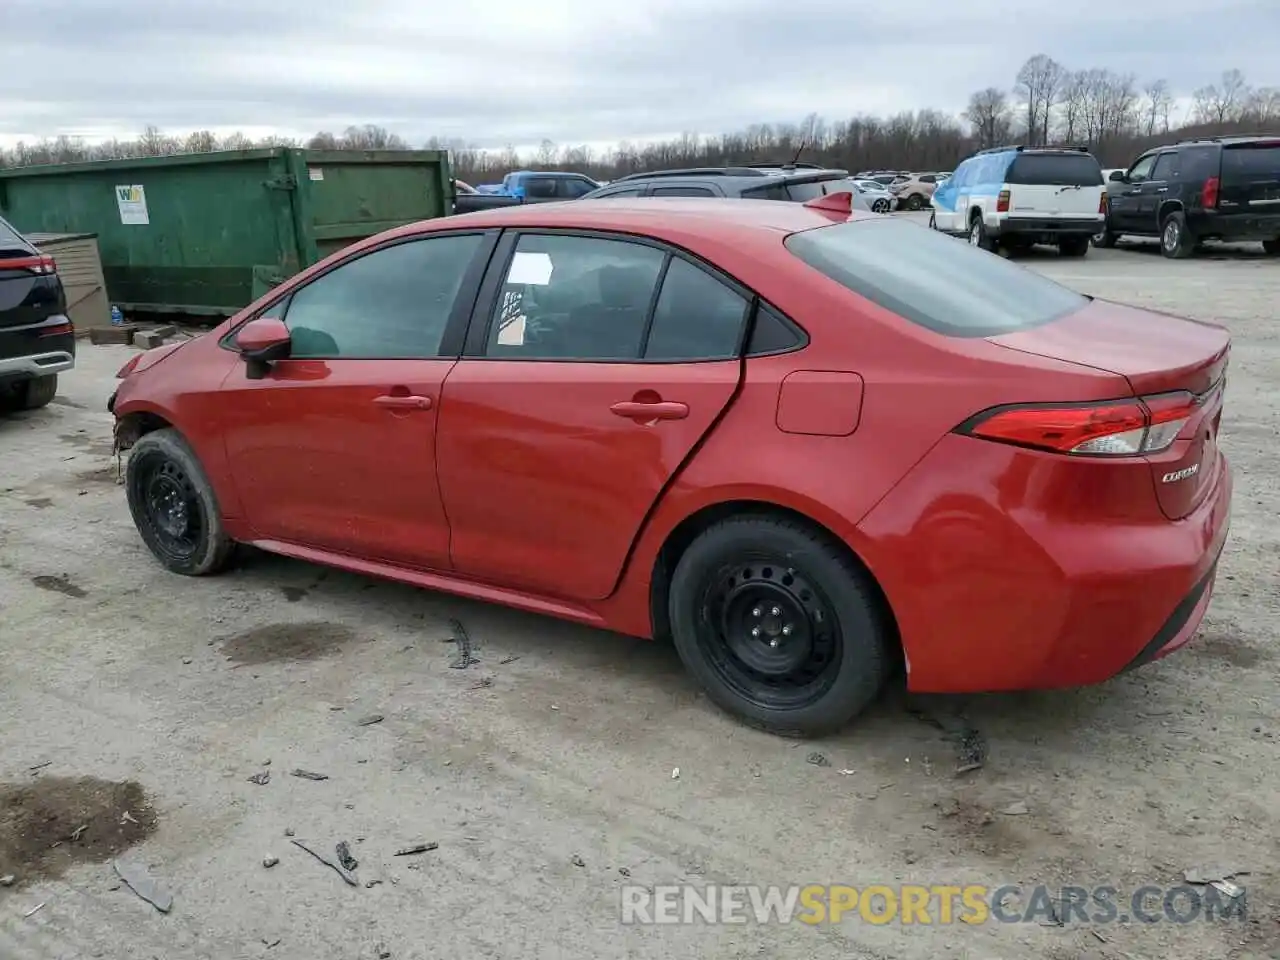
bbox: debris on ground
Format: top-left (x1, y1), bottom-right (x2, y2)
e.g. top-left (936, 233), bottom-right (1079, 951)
top-left (376, 945), bottom-right (391, 959)
top-left (499, 656), bottom-right (521, 665)
top-left (365, 879), bottom-right (383, 888)
top-left (113, 859), bottom-right (173, 913)
top-left (263, 855), bottom-right (279, 868)
top-left (284, 828), bottom-right (295, 837)
top-left (838, 769), bottom-right (855, 776)
top-left (1, 875), bottom-right (15, 886)
top-left (1211, 879), bottom-right (1244, 899)
top-left (618, 867), bottom-right (631, 877)
top-left (23, 902), bottom-right (45, 918)
top-left (335, 841), bottom-right (358, 872)
top-left (394, 842), bottom-right (438, 857)
top-left (181, 657), bottom-right (193, 665)
top-left (470, 677), bottom-right (493, 690)
top-left (1000, 801), bottom-right (1030, 816)
top-left (447, 618), bottom-right (480, 669)
top-left (263, 937), bottom-right (282, 949)
top-left (27, 761), bottom-right (52, 773)
top-left (571, 854), bottom-right (586, 867)
top-left (356, 715), bottom-right (384, 727)
top-left (290, 769), bottom-right (329, 781)
top-left (69, 824), bottom-right (88, 842)
top-left (671, 767), bottom-right (680, 780)
top-left (907, 701), bottom-right (987, 775)
top-left (806, 752), bottom-right (831, 767)
top-left (290, 839), bottom-right (357, 886)
top-left (1183, 865), bottom-right (1248, 885)
top-left (247, 771), bottom-right (271, 786)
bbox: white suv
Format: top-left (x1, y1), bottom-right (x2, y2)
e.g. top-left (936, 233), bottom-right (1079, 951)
top-left (929, 146), bottom-right (1107, 257)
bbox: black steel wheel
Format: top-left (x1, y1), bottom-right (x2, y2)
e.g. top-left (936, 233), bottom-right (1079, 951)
top-left (126, 427), bottom-right (235, 576)
top-left (906, 193), bottom-right (924, 210)
top-left (668, 515), bottom-right (892, 736)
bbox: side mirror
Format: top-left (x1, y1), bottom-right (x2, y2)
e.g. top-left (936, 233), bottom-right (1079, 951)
top-left (234, 316), bottom-right (291, 378)
top-left (1109, 170), bottom-right (1125, 182)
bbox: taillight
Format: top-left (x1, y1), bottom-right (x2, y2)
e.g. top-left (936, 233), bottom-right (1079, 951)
top-left (996, 190), bottom-right (1010, 213)
top-left (1, 254), bottom-right (57, 275)
top-left (39, 320), bottom-right (73, 337)
top-left (958, 392), bottom-right (1197, 456)
top-left (1201, 176), bottom-right (1219, 209)
top-left (1099, 192), bottom-right (1108, 214)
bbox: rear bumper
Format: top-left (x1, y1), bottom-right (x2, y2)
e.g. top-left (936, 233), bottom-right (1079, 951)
top-left (0, 343), bottom-right (75, 383)
top-left (992, 216), bottom-right (1105, 239)
top-left (1188, 210), bottom-right (1280, 242)
top-left (857, 433), bottom-right (1233, 693)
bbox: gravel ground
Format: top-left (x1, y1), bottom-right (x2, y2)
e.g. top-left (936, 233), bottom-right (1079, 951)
top-left (2, 233), bottom-right (1278, 959)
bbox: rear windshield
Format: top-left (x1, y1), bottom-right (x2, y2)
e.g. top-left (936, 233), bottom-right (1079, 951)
top-left (1222, 143), bottom-right (1280, 178)
top-left (0, 216), bottom-right (29, 251)
top-left (783, 218), bottom-right (1087, 338)
top-left (1007, 153), bottom-right (1103, 186)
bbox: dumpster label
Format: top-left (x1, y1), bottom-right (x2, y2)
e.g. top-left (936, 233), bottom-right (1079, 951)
top-left (115, 185), bottom-right (149, 225)
top-left (308, 167), bottom-right (324, 181)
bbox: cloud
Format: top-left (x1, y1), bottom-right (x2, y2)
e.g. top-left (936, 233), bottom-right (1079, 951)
top-left (2, 0), bottom-right (1277, 150)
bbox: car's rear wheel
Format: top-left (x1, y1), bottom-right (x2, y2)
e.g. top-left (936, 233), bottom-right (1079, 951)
top-left (1093, 226), bottom-right (1118, 247)
top-left (126, 427), bottom-right (235, 576)
top-left (667, 515), bottom-right (892, 736)
top-left (906, 194), bottom-right (924, 211)
top-left (968, 215), bottom-right (997, 253)
top-left (1263, 238), bottom-right (1280, 256)
top-left (1059, 236), bottom-right (1090, 258)
top-left (1160, 212), bottom-right (1195, 259)
top-left (2, 375), bottom-right (59, 411)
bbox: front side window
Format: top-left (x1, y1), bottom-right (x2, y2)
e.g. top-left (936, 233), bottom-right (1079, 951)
top-left (1127, 154), bottom-right (1157, 183)
top-left (1151, 153), bottom-right (1181, 180)
top-left (523, 178), bottom-right (559, 199)
top-left (282, 234), bottom-right (484, 359)
top-left (784, 218), bottom-right (1087, 338)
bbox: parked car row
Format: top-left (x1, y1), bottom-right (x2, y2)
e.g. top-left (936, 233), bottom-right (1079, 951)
top-left (928, 134), bottom-right (1280, 259)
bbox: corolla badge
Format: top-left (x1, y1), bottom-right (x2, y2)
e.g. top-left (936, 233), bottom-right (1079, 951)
top-left (1162, 464), bottom-right (1200, 484)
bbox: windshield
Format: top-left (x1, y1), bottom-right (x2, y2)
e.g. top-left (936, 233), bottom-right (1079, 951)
top-left (783, 218), bottom-right (1088, 337)
top-left (1007, 153), bottom-right (1103, 186)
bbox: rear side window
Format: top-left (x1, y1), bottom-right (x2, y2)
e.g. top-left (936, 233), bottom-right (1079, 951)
top-left (784, 218), bottom-right (1087, 338)
top-left (1007, 153), bottom-right (1103, 186)
top-left (782, 180), bottom-right (838, 201)
top-left (1222, 143), bottom-right (1280, 177)
top-left (1178, 146), bottom-right (1219, 179)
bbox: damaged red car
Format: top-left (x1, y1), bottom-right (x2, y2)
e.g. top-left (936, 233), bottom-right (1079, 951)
top-left (109, 195), bottom-right (1232, 735)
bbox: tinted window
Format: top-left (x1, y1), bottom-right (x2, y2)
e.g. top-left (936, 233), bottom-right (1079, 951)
top-left (919, 174), bottom-right (936, 183)
top-left (746, 302), bottom-right (804, 355)
top-left (523, 178), bottom-right (559, 199)
top-left (1222, 144), bottom-right (1280, 177)
top-left (651, 185), bottom-right (717, 197)
top-left (1179, 146), bottom-right (1220, 179)
top-left (784, 180), bottom-right (839, 201)
top-left (283, 235), bottom-right (483, 359)
top-left (559, 178), bottom-right (597, 198)
top-left (1151, 153), bottom-right (1181, 180)
top-left (591, 187), bottom-right (644, 198)
top-left (742, 182), bottom-right (790, 201)
top-left (487, 234), bottom-right (664, 359)
top-left (784, 218), bottom-right (1086, 338)
top-left (1007, 153), bottom-right (1103, 186)
top-left (645, 258), bottom-right (748, 360)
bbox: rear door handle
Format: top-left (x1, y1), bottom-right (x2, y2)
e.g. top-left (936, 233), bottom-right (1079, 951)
top-left (373, 394), bottom-right (432, 410)
top-left (610, 400), bottom-right (689, 420)
top-left (1155, 187), bottom-right (1169, 193)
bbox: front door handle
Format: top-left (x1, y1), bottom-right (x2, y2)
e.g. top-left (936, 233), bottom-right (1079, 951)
top-left (373, 394), bottom-right (432, 410)
top-left (1155, 187), bottom-right (1168, 194)
top-left (610, 400), bottom-right (689, 421)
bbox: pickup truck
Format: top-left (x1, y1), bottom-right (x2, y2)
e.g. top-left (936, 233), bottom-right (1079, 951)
top-left (453, 170), bottom-right (602, 214)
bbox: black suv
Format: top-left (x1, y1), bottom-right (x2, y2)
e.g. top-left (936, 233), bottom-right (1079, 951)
top-left (578, 163), bottom-right (871, 208)
top-left (1098, 134), bottom-right (1280, 257)
top-left (0, 216), bottom-right (75, 411)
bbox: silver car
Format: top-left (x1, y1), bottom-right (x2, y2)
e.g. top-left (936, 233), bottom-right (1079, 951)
top-left (851, 178), bottom-right (897, 213)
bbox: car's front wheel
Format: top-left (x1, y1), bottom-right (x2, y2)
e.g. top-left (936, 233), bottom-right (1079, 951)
top-left (667, 515), bottom-right (892, 736)
top-left (126, 427), bottom-right (236, 576)
top-left (1263, 238), bottom-right (1280, 256)
top-left (872, 198), bottom-right (890, 213)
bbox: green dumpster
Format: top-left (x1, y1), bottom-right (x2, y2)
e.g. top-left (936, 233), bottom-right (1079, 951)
top-left (0, 148), bottom-right (453, 318)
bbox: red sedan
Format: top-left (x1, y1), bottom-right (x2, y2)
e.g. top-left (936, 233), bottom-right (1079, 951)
top-left (109, 195), bottom-right (1232, 735)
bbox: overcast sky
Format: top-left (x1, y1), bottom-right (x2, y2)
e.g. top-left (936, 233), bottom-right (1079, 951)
top-left (3, 0), bottom-right (1278, 152)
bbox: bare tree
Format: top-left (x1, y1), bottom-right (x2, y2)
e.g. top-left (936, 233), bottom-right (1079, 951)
top-left (533, 139), bottom-right (558, 166)
top-left (1194, 69), bottom-right (1251, 126)
top-left (1014, 54), bottom-right (1064, 146)
top-left (1141, 79), bottom-right (1174, 136)
top-left (963, 87), bottom-right (1012, 149)
top-left (1244, 87), bottom-right (1280, 125)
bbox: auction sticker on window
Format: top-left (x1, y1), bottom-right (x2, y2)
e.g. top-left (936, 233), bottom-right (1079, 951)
top-left (115, 185), bottom-right (149, 225)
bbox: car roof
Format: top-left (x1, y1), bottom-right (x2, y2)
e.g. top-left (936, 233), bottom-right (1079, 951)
top-left (403, 196), bottom-right (875, 240)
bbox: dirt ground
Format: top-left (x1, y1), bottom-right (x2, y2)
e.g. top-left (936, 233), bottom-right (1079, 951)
top-left (1, 232), bottom-right (1278, 959)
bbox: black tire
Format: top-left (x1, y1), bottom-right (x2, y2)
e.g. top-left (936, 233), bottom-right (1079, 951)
top-left (906, 193), bottom-right (924, 211)
top-left (968, 214), bottom-right (997, 253)
top-left (15, 375), bottom-right (58, 410)
top-left (1263, 238), bottom-right (1280, 256)
top-left (1059, 236), bottom-right (1090, 258)
top-left (126, 428), bottom-right (235, 576)
top-left (872, 198), bottom-right (890, 214)
top-left (1093, 227), bottom-right (1118, 248)
top-left (667, 516), bottom-right (892, 736)
top-left (1160, 211), bottom-right (1195, 259)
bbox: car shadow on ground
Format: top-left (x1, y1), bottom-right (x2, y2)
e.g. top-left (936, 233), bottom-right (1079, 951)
top-left (1111, 239), bottom-right (1273, 260)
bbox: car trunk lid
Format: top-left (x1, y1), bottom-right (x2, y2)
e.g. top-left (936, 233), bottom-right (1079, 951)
top-left (1217, 140), bottom-right (1280, 212)
top-left (987, 299), bottom-right (1229, 520)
